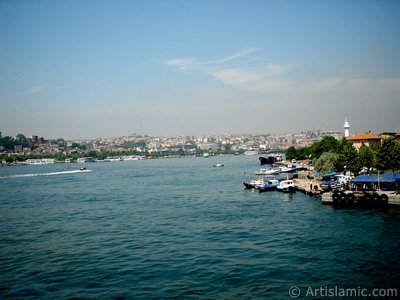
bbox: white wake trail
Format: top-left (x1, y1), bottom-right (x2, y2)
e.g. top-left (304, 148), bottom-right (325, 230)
top-left (0, 169), bottom-right (92, 179)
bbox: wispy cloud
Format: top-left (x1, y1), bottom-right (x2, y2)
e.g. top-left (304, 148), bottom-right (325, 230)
top-left (167, 49), bottom-right (400, 98)
top-left (210, 68), bottom-right (261, 86)
top-left (265, 64), bottom-right (292, 75)
top-left (26, 85), bottom-right (46, 94)
top-left (166, 47), bottom-right (258, 70)
top-left (209, 64), bottom-right (293, 89)
top-left (345, 78), bottom-right (400, 93)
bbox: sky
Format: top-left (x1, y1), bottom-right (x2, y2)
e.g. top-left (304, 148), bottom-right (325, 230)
top-left (1, 0), bottom-right (399, 139)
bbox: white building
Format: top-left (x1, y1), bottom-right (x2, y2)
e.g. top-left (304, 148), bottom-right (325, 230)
top-left (344, 116), bottom-right (350, 138)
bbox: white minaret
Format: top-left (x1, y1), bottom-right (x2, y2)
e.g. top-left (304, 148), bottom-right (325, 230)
top-left (344, 115), bottom-right (350, 138)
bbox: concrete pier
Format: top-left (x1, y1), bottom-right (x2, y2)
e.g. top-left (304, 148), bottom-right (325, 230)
top-left (294, 178), bottom-right (400, 206)
top-left (293, 178), bottom-right (322, 196)
top-left (321, 190), bottom-right (400, 206)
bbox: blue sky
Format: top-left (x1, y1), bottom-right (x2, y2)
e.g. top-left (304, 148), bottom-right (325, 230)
top-left (1, 0), bottom-right (399, 139)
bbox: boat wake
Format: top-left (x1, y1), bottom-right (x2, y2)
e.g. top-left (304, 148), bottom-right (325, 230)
top-left (0, 169), bottom-right (92, 179)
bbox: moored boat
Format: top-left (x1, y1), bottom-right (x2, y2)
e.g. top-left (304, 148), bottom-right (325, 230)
top-left (259, 179), bottom-right (279, 192)
top-left (259, 156), bottom-right (277, 165)
top-left (276, 179), bottom-right (296, 193)
top-left (244, 150), bottom-right (258, 155)
top-left (255, 168), bottom-right (279, 175)
top-left (243, 177), bottom-right (265, 189)
top-left (278, 166), bottom-right (296, 173)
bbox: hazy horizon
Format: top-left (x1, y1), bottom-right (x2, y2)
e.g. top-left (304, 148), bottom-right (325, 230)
top-left (1, 1), bottom-right (399, 140)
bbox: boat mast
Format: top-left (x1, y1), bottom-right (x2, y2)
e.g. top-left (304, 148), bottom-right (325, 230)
top-left (377, 170), bottom-right (381, 191)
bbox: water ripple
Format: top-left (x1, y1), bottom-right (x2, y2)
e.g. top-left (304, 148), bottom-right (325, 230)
top-left (1, 157), bottom-right (400, 298)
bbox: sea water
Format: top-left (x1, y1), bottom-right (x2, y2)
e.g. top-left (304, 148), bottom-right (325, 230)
top-left (1, 155), bottom-right (400, 299)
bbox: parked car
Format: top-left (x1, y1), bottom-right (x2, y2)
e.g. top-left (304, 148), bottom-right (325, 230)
top-left (320, 172), bottom-right (339, 191)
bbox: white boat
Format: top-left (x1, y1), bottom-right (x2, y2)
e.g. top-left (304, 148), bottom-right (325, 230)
top-left (213, 164), bottom-right (224, 167)
top-left (122, 155), bottom-right (145, 161)
top-left (244, 150), bottom-right (258, 155)
top-left (25, 158), bottom-right (55, 165)
top-left (243, 177), bottom-right (265, 189)
top-left (77, 157), bottom-right (95, 163)
top-left (276, 179), bottom-right (296, 193)
top-left (279, 166), bottom-right (296, 173)
top-left (104, 156), bottom-right (122, 162)
top-left (255, 168), bottom-right (280, 175)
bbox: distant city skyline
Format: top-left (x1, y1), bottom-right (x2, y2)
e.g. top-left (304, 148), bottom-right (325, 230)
top-left (1, 1), bottom-right (399, 139)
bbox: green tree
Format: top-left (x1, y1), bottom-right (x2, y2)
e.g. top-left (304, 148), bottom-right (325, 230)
top-left (16, 133), bottom-right (26, 141)
top-left (56, 138), bottom-right (66, 147)
top-left (55, 153), bottom-right (66, 161)
top-left (15, 134), bottom-right (31, 148)
top-left (86, 150), bottom-right (98, 158)
top-left (358, 143), bottom-right (376, 171)
top-left (285, 146), bottom-right (298, 160)
top-left (309, 136), bottom-right (339, 158)
top-left (224, 143), bottom-right (233, 154)
top-left (376, 137), bottom-right (400, 171)
top-left (0, 136), bottom-right (15, 150)
top-left (314, 152), bottom-right (337, 174)
top-left (335, 138), bottom-right (361, 174)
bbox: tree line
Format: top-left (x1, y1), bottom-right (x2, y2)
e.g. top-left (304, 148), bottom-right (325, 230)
top-left (286, 136), bottom-right (400, 174)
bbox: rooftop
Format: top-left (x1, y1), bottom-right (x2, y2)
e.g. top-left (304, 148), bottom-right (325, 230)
top-left (348, 133), bottom-right (381, 141)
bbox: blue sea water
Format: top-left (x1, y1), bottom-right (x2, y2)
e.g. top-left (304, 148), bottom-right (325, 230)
top-left (1, 155), bottom-right (400, 299)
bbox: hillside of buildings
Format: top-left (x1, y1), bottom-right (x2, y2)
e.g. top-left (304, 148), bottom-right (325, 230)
top-left (0, 130), bottom-right (338, 164)
top-left (1, 131), bottom-right (399, 174)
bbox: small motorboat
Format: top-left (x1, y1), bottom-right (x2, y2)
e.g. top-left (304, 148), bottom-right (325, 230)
top-left (213, 164), bottom-right (224, 167)
top-left (276, 179), bottom-right (296, 193)
top-left (80, 167), bottom-right (89, 172)
top-left (255, 168), bottom-right (279, 175)
top-left (259, 179), bottom-right (279, 192)
top-left (243, 177), bottom-right (265, 189)
top-left (278, 166), bottom-right (296, 173)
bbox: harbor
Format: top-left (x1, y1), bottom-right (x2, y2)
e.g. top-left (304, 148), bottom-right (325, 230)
top-left (245, 156), bottom-right (400, 206)
top-left (247, 173), bottom-right (400, 206)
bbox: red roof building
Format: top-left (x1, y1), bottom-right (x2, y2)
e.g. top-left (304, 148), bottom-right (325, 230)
top-left (348, 133), bottom-right (382, 150)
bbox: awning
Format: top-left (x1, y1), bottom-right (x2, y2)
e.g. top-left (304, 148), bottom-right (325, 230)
top-left (351, 173), bottom-right (400, 184)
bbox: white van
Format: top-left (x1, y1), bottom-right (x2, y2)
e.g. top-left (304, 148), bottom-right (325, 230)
top-left (335, 174), bottom-right (352, 185)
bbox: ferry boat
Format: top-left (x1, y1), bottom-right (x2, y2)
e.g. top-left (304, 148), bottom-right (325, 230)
top-left (122, 155), bottom-right (145, 161)
top-left (77, 157), bottom-right (95, 163)
top-left (244, 150), bottom-right (258, 155)
top-left (259, 156), bottom-right (277, 165)
top-left (25, 158), bottom-right (55, 165)
top-left (104, 156), bottom-right (122, 162)
top-left (259, 154), bottom-right (283, 165)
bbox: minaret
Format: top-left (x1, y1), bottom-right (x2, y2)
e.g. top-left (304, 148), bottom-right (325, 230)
top-left (344, 115), bottom-right (350, 138)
